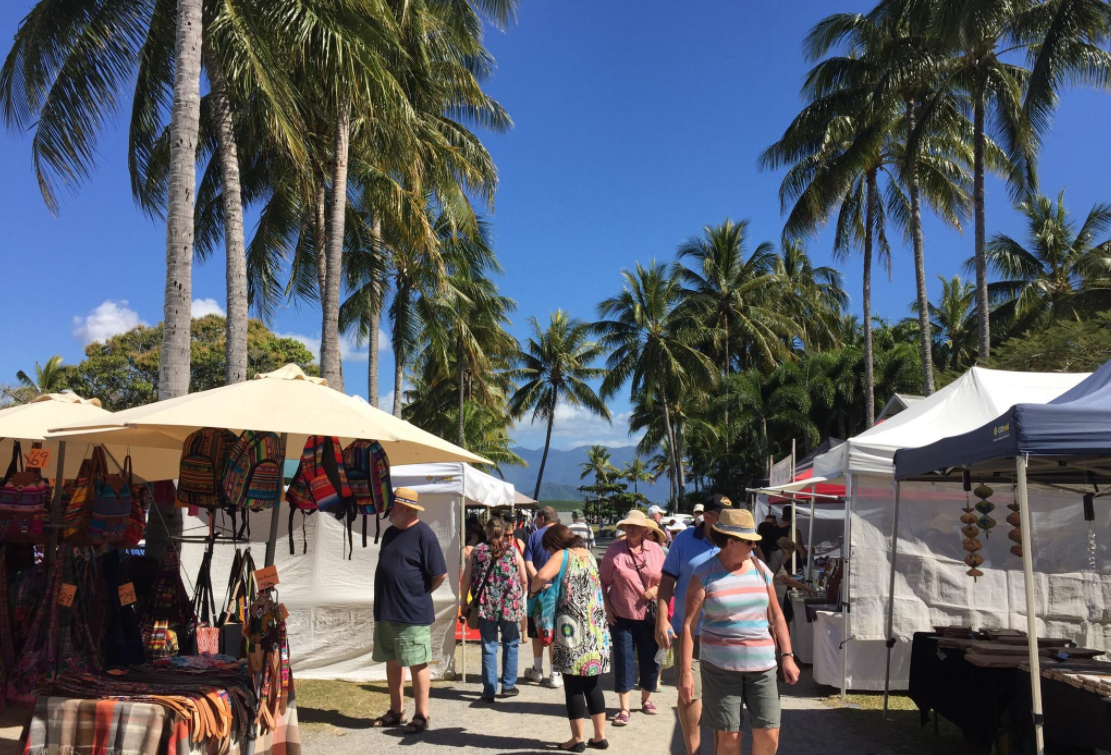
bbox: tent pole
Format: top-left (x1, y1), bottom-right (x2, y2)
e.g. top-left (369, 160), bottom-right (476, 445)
top-left (460, 497), bottom-right (466, 684)
top-left (46, 440), bottom-right (67, 568)
top-left (1016, 455), bottom-right (1045, 755)
top-left (806, 486), bottom-right (816, 582)
top-left (883, 481), bottom-right (901, 719)
top-left (264, 433), bottom-right (288, 567)
top-left (791, 440), bottom-right (797, 574)
top-left (841, 474), bottom-right (853, 701)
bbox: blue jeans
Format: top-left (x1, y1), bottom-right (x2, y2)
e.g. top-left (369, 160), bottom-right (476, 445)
top-left (611, 615), bottom-right (660, 694)
top-left (478, 618), bottom-right (520, 699)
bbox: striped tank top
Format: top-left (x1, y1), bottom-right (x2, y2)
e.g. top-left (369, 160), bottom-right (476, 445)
top-left (694, 556), bottom-right (776, 673)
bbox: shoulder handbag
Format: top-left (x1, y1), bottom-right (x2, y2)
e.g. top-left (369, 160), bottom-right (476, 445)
top-left (465, 548), bottom-right (498, 630)
top-left (629, 542), bottom-right (658, 624)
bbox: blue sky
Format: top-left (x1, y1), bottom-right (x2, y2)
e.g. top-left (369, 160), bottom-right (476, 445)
top-left (2, 0), bottom-right (1110, 451)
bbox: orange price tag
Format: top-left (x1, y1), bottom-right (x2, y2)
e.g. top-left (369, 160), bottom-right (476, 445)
top-left (279, 603), bottom-right (289, 621)
top-left (57, 583), bottom-right (77, 608)
top-left (118, 583), bottom-right (137, 606)
top-left (25, 448), bottom-right (51, 469)
top-left (254, 565), bottom-right (279, 590)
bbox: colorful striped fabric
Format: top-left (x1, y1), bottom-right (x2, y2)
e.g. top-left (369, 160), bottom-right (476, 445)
top-left (694, 556), bottom-right (776, 673)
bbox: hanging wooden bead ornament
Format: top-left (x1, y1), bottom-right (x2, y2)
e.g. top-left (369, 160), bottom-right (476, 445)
top-left (974, 484), bottom-right (997, 537)
top-left (961, 482), bottom-right (983, 579)
top-left (1008, 484), bottom-right (1023, 558)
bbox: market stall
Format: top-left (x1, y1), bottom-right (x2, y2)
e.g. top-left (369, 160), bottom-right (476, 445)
top-left (20, 366), bottom-right (489, 754)
top-left (892, 359), bottom-right (1111, 754)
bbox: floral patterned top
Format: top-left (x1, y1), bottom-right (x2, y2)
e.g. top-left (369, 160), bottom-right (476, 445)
top-left (553, 550), bottom-right (611, 677)
top-left (469, 543), bottom-right (525, 622)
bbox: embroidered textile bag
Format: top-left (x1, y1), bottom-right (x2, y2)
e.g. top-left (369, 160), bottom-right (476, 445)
top-left (222, 431), bottom-right (284, 512)
top-left (0, 441), bottom-right (51, 542)
top-left (86, 453), bottom-right (133, 544)
top-left (343, 440), bottom-right (393, 546)
top-left (527, 550), bottom-right (569, 647)
top-left (120, 481), bottom-right (149, 548)
top-left (140, 549), bottom-right (197, 661)
top-left (287, 436), bottom-right (354, 555)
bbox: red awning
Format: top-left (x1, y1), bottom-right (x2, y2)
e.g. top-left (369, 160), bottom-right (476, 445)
top-left (769, 466), bottom-right (845, 503)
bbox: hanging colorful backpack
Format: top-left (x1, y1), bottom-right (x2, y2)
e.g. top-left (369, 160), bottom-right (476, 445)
top-left (0, 441), bottom-right (52, 542)
top-left (120, 481), bottom-right (149, 548)
top-left (62, 447), bottom-right (131, 545)
top-left (343, 440), bottom-right (394, 546)
top-left (222, 431), bottom-right (284, 512)
top-left (177, 428), bottom-right (238, 509)
top-left (286, 436), bottom-right (353, 555)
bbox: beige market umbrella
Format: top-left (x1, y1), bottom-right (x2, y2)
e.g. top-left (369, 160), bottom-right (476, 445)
top-left (0, 392), bottom-right (180, 480)
top-left (47, 365), bottom-right (491, 565)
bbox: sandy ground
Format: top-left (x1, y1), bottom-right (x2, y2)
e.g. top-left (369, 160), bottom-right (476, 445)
top-left (298, 655), bottom-right (980, 755)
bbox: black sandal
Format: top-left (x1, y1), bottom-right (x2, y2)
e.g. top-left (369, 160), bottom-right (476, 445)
top-left (403, 714), bottom-right (430, 734)
top-left (372, 710), bottom-right (406, 728)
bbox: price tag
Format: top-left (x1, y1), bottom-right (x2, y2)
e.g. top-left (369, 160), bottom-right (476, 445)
top-left (25, 448), bottom-right (51, 469)
top-left (57, 583), bottom-right (77, 608)
top-left (254, 565), bottom-right (279, 590)
top-left (118, 583), bottom-right (137, 606)
top-left (279, 603), bottom-right (289, 621)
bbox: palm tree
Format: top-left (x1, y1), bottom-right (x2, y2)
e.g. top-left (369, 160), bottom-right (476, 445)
top-left (595, 262), bottom-right (717, 505)
top-left (775, 239), bottom-right (848, 350)
top-left (621, 458), bottom-right (655, 497)
top-left (984, 191), bottom-right (1111, 332)
top-left (580, 445), bottom-right (618, 484)
top-left (920, 275), bottom-right (978, 372)
top-left (16, 355), bottom-right (70, 396)
top-left (509, 311), bottom-right (610, 500)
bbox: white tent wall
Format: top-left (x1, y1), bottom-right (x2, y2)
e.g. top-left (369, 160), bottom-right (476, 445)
top-left (178, 496), bottom-right (461, 682)
top-left (841, 476), bottom-right (1111, 690)
top-left (753, 499), bottom-right (845, 555)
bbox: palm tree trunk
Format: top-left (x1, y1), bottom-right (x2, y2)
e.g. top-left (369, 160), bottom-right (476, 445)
top-left (457, 336), bottom-right (466, 447)
top-left (723, 322), bottom-right (730, 432)
top-left (973, 86), bottom-right (990, 361)
top-left (906, 99), bottom-right (935, 395)
top-left (534, 410), bottom-right (555, 500)
top-left (393, 344), bottom-right (405, 416)
top-left (864, 169), bottom-right (878, 427)
top-left (206, 49), bottom-right (248, 385)
top-left (158, 0), bottom-right (204, 401)
top-left (321, 99), bottom-right (351, 391)
top-left (659, 384), bottom-right (680, 508)
top-left (367, 217), bottom-right (383, 407)
top-left (313, 169), bottom-right (327, 299)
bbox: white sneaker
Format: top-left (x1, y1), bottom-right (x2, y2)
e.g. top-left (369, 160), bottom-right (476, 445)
top-left (547, 671), bottom-right (564, 688)
top-left (525, 667), bottom-right (544, 684)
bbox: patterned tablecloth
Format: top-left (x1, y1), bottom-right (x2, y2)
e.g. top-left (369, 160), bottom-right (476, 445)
top-left (20, 697), bottom-right (300, 755)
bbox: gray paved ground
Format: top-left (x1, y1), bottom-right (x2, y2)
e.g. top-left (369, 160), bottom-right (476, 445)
top-left (299, 656), bottom-right (982, 755)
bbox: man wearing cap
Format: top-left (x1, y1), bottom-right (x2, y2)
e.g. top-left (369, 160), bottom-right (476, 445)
top-left (692, 503), bottom-right (705, 526)
top-left (372, 488), bottom-right (447, 734)
top-left (654, 493), bottom-right (729, 755)
top-left (647, 505), bottom-right (670, 544)
top-left (568, 510), bottom-right (595, 551)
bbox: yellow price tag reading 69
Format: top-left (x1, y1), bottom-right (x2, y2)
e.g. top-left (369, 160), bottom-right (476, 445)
top-left (25, 448), bottom-right (51, 469)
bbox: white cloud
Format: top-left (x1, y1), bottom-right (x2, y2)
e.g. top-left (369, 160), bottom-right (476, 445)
top-left (73, 300), bottom-right (146, 345)
top-left (191, 298), bottom-right (226, 318)
top-left (513, 400), bottom-right (641, 450)
top-left (276, 328), bottom-right (389, 364)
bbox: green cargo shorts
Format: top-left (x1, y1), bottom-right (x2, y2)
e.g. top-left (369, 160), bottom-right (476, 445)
top-left (372, 620), bottom-right (432, 667)
top-left (701, 662), bottom-right (781, 731)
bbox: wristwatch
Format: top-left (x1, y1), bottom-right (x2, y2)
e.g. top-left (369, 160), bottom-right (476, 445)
top-left (780, 652), bottom-right (795, 660)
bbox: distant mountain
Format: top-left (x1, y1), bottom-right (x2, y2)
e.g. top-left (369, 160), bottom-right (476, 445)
top-left (502, 445), bottom-right (669, 504)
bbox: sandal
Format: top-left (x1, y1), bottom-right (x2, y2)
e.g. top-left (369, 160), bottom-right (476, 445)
top-left (642, 700), bottom-right (658, 715)
top-left (403, 714), bottom-right (430, 735)
top-left (613, 710), bottom-right (631, 726)
top-left (372, 710), bottom-right (406, 728)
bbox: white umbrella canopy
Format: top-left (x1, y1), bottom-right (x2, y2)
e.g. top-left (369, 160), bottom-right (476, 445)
top-left (45, 364), bottom-right (490, 467)
top-left (0, 392), bottom-right (181, 480)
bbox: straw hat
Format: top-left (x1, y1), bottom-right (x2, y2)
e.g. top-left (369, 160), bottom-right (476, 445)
top-left (616, 509), bottom-right (650, 530)
top-left (393, 487), bottom-right (424, 512)
top-left (712, 508), bottom-right (762, 541)
top-left (777, 536), bottom-right (798, 553)
top-left (644, 518), bottom-right (667, 546)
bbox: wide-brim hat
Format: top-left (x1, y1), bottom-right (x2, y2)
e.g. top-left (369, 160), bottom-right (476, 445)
top-left (712, 508), bottom-right (761, 541)
top-left (616, 509), bottom-right (650, 530)
top-left (777, 536), bottom-right (798, 553)
top-left (644, 519), bottom-right (667, 546)
top-left (393, 487), bottom-right (424, 511)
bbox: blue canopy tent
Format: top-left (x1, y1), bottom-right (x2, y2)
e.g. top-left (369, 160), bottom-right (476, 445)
top-left (886, 360), bottom-right (1111, 754)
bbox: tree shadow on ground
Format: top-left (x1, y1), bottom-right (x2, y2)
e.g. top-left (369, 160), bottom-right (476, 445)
top-left (383, 725), bottom-right (559, 752)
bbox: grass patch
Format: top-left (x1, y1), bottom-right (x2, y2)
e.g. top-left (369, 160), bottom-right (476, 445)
top-left (821, 692), bottom-right (918, 711)
top-left (538, 500), bottom-right (584, 512)
top-left (296, 679), bottom-right (390, 733)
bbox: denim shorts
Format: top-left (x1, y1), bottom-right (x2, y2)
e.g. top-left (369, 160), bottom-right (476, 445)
top-left (701, 662), bottom-right (780, 731)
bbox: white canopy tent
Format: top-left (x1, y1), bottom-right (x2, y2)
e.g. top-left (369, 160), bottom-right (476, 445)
top-left (808, 367), bottom-right (1088, 693)
top-left (177, 462), bottom-right (514, 682)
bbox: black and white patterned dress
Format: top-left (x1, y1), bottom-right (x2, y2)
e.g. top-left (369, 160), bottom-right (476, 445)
top-left (552, 550), bottom-right (611, 676)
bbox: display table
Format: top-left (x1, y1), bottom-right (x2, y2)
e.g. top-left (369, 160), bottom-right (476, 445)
top-left (21, 697), bottom-right (300, 755)
top-left (812, 611), bottom-right (912, 691)
top-left (907, 632), bottom-right (1016, 745)
top-left (788, 592), bottom-right (813, 664)
top-left (1013, 667), bottom-right (1111, 753)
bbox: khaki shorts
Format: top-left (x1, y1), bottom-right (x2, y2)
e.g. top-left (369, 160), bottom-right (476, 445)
top-left (678, 636), bottom-right (703, 702)
top-left (701, 662), bottom-right (781, 731)
top-left (372, 620), bottom-right (432, 667)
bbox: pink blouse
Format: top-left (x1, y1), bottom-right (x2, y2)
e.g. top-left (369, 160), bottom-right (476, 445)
top-left (600, 539), bottom-right (665, 621)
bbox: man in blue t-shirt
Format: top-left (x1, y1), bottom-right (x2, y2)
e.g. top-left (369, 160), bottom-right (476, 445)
top-left (655, 494), bottom-right (729, 755)
top-left (372, 488), bottom-right (447, 734)
top-left (523, 506), bottom-right (560, 686)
